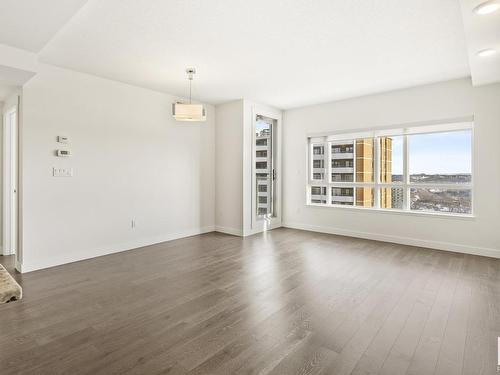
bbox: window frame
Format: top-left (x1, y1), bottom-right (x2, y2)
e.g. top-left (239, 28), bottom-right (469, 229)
top-left (306, 120), bottom-right (474, 217)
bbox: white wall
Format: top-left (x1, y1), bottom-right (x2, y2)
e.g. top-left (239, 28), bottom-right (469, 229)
top-left (215, 99), bottom-right (282, 236)
top-left (0, 101), bottom-right (2, 253)
top-left (214, 100), bottom-right (244, 235)
top-left (20, 63), bottom-right (215, 272)
top-left (283, 78), bottom-right (500, 257)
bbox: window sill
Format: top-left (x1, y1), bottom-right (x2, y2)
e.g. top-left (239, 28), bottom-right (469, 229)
top-left (306, 203), bottom-right (476, 220)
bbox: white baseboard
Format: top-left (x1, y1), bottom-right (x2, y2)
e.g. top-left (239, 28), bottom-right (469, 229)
top-left (19, 226), bottom-right (215, 273)
top-left (214, 226), bottom-right (244, 236)
top-left (215, 224), bottom-right (283, 237)
top-left (1, 252), bottom-right (14, 256)
top-left (282, 222), bottom-right (500, 259)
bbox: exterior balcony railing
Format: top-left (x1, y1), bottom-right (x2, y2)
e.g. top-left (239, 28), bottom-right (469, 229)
top-left (331, 167), bottom-right (354, 173)
top-left (312, 167), bottom-right (325, 174)
top-left (331, 195), bottom-right (354, 203)
top-left (331, 152), bottom-right (354, 159)
top-left (311, 194), bottom-right (327, 201)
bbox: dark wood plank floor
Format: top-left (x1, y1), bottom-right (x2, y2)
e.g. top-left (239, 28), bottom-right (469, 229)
top-left (0, 255), bottom-right (17, 276)
top-left (0, 228), bottom-right (499, 374)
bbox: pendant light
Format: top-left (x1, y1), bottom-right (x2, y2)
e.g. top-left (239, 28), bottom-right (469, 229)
top-left (172, 68), bottom-right (206, 122)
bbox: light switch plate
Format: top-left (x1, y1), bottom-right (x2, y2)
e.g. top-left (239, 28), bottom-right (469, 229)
top-left (53, 167), bottom-right (73, 177)
top-left (56, 149), bottom-right (71, 157)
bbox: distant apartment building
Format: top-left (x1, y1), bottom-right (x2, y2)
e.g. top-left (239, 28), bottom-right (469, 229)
top-left (313, 137), bottom-right (403, 208)
top-left (391, 187), bottom-right (404, 209)
top-left (311, 144), bottom-right (327, 204)
top-left (256, 129), bottom-right (272, 216)
top-left (312, 144), bottom-right (326, 180)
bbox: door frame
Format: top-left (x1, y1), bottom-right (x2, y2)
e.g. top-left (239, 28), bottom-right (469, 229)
top-left (3, 104), bottom-right (18, 256)
top-left (251, 105), bottom-right (282, 232)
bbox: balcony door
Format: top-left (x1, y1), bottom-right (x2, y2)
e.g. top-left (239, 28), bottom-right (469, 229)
top-left (252, 110), bottom-right (281, 232)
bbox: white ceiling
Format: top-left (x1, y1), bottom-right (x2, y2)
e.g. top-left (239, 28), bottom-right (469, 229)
top-left (0, 0), bottom-right (89, 52)
top-left (35, 0), bottom-right (471, 108)
top-left (459, 0), bottom-right (500, 86)
top-left (0, 0), bottom-right (478, 108)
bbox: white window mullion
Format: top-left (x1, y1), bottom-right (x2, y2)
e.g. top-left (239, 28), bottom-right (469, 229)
top-left (327, 141), bottom-right (334, 205)
top-left (326, 141), bottom-right (331, 185)
top-left (353, 140), bottom-right (357, 206)
top-left (374, 137), bottom-right (380, 209)
top-left (403, 135), bottom-right (410, 210)
top-left (308, 142), bottom-right (313, 183)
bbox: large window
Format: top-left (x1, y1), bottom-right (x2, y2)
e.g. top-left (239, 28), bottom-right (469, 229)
top-left (307, 122), bottom-right (473, 215)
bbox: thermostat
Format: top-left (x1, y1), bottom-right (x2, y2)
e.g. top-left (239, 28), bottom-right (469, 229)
top-left (57, 136), bottom-right (69, 144)
top-left (57, 150), bottom-right (71, 157)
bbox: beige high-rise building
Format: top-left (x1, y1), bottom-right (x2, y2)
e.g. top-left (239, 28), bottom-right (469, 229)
top-left (330, 137), bottom-right (393, 207)
top-left (355, 138), bottom-right (374, 207)
top-left (355, 137), bottom-right (393, 207)
top-left (379, 137), bottom-right (393, 208)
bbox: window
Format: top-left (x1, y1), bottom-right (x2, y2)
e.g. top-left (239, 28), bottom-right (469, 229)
top-left (311, 186), bottom-right (327, 204)
top-left (307, 122), bottom-right (473, 216)
top-left (311, 144), bottom-right (325, 181)
top-left (331, 187), bottom-right (354, 205)
top-left (408, 130), bottom-right (472, 214)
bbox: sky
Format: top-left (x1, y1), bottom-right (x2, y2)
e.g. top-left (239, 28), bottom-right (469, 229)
top-left (390, 131), bottom-right (471, 175)
top-left (407, 130), bottom-right (471, 174)
top-left (256, 120), bottom-right (270, 136)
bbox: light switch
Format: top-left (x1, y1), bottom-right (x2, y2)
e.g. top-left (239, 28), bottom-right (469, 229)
top-left (56, 149), bottom-right (71, 157)
top-left (53, 167), bottom-right (73, 177)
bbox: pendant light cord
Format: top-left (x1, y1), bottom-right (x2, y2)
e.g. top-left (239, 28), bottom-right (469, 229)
top-left (186, 68), bottom-right (195, 104)
top-left (189, 78), bottom-right (192, 104)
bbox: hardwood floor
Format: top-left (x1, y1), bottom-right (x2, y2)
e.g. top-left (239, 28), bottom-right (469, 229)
top-left (0, 228), bottom-right (499, 374)
top-left (0, 254), bottom-right (16, 276)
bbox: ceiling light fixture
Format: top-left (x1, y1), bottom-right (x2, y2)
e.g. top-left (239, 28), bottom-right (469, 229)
top-left (477, 48), bottom-right (497, 57)
top-left (473, 1), bottom-right (500, 15)
top-left (172, 68), bottom-right (206, 122)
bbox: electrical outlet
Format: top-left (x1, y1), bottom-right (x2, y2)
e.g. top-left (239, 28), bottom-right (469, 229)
top-left (53, 167), bottom-right (73, 177)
